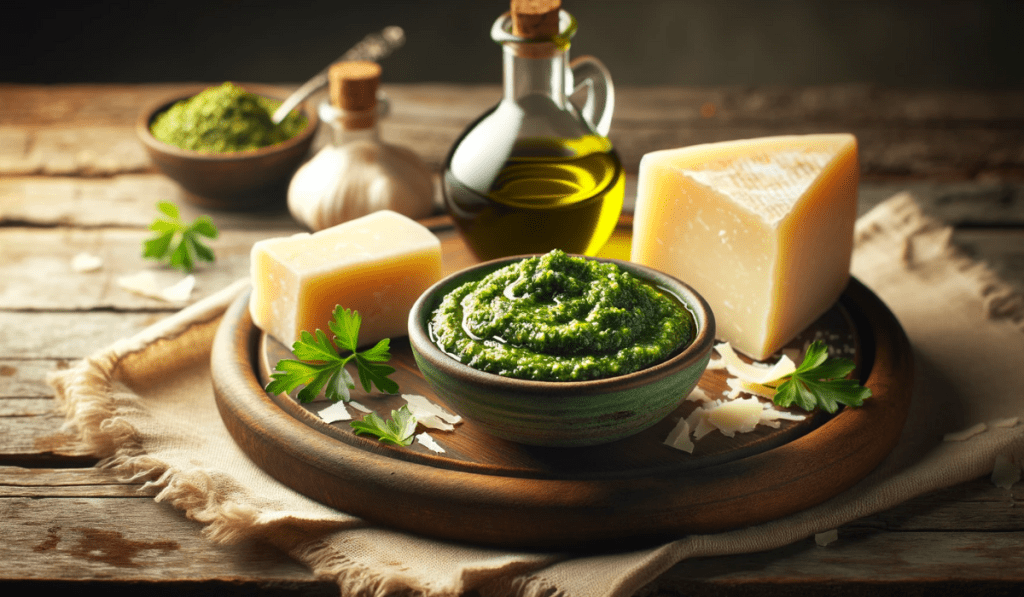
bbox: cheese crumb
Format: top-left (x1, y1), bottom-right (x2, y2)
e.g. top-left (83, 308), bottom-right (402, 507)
top-left (943, 423), bottom-right (987, 442)
top-left (416, 432), bottom-right (445, 453)
top-left (815, 529), bottom-right (838, 547)
top-left (117, 271), bottom-right (195, 302)
top-left (71, 252), bottom-right (103, 272)
top-left (991, 455), bottom-right (1021, 490)
top-left (318, 401), bottom-right (352, 424)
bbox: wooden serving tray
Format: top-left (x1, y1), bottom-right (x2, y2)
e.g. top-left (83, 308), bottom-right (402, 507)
top-left (211, 226), bottom-right (913, 550)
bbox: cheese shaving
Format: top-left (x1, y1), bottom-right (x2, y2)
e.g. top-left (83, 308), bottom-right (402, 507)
top-left (943, 423), bottom-right (987, 442)
top-left (991, 455), bottom-right (1021, 489)
top-left (347, 400), bottom-right (372, 413)
top-left (814, 529), bottom-right (838, 547)
top-left (71, 252), bottom-right (103, 273)
top-left (416, 432), bottom-right (445, 453)
top-left (402, 394), bottom-right (462, 431)
top-left (318, 401), bottom-right (352, 424)
top-left (715, 341), bottom-right (796, 384)
top-left (117, 271), bottom-right (195, 302)
top-left (725, 376), bottom-right (779, 400)
top-left (704, 397), bottom-right (763, 437)
top-left (664, 418), bottom-right (695, 453)
top-left (686, 386), bottom-right (712, 403)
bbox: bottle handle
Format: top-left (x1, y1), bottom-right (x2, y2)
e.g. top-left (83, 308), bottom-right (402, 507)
top-left (568, 55), bottom-right (615, 137)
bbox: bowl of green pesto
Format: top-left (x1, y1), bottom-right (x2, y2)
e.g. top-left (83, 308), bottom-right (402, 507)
top-left (408, 249), bottom-right (715, 447)
top-left (136, 82), bottom-right (317, 209)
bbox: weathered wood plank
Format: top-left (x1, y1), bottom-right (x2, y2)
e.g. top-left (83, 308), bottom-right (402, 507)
top-left (0, 496), bottom-right (321, 584)
top-left (650, 529), bottom-right (1024, 595)
top-left (0, 227), bottom-right (259, 310)
top-left (0, 466), bottom-right (150, 498)
top-left (0, 403), bottom-right (94, 463)
top-left (2, 495), bottom-right (1022, 590)
top-left (0, 311), bottom-right (159, 359)
top-left (0, 360), bottom-right (63, 397)
top-left (0, 174), bottom-right (392, 230)
top-left (4, 173), bottom-right (1024, 228)
top-left (2, 83), bottom-right (1022, 178)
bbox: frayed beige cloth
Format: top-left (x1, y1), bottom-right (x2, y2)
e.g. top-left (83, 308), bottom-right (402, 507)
top-left (49, 193), bottom-right (1024, 597)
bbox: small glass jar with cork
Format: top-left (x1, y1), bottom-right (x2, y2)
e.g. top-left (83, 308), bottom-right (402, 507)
top-left (287, 61), bottom-right (435, 232)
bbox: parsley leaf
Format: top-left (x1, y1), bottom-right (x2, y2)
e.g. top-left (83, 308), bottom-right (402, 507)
top-left (265, 306), bottom-right (399, 403)
top-left (770, 341), bottom-right (871, 413)
top-left (143, 201), bottom-right (218, 273)
top-left (351, 405), bottom-right (418, 446)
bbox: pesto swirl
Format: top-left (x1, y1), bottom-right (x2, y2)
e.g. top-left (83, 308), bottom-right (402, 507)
top-left (429, 250), bottom-right (693, 381)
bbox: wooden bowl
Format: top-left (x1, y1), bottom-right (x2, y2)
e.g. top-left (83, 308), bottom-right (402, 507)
top-left (408, 255), bottom-right (716, 447)
top-left (135, 84), bottom-right (318, 210)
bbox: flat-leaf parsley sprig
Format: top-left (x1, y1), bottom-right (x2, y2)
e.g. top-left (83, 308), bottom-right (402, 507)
top-left (770, 340), bottom-right (871, 413)
top-left (143, 201), bottom-right (218, 272)
top-left (265, 306), bottom-right (399, 403)
top-left (351, 405), bottom-right (417, 446)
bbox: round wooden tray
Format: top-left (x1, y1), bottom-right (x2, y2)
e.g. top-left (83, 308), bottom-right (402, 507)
top-left (212, 248), bottom-right (912, 551)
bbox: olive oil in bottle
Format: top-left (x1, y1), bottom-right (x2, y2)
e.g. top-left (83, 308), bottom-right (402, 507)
top-left (444, 134), bottom-right (624, 260)
top-left (442, 0), bottom-right (623, 261)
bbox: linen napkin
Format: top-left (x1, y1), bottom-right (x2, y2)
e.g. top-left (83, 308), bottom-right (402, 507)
top-left (49, 193), bottom-right (1024, 597)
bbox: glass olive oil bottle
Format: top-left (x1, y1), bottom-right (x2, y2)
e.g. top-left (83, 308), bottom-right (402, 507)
top-left (443, 2), bottom-right (623, 261)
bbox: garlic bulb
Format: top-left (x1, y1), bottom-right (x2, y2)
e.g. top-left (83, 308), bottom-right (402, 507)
top-left (287, 139), bottom-right (435, 231)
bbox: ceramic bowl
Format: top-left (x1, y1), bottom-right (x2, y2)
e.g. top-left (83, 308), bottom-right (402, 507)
top-left (408, 255), bottom-right (716, 447)
top-left (135, 84), bottom-right (318, 210)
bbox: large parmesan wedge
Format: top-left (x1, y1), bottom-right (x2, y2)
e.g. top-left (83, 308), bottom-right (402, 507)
top-left (250, 210), bottom-right (442, 348)
top-left (632, 134), bottom-right (859, 359)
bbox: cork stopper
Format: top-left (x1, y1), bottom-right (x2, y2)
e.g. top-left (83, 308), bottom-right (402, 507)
top-left (511, 0), bottom-right (561, 39)
top-left (327, 61), bottom-right (381, 129)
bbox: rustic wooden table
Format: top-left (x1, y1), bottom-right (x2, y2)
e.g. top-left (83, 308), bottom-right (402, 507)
top-left (2, 83), bottom-right (1023, 596)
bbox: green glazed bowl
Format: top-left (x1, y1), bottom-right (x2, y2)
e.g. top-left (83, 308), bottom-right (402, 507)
top-left (408, 255), bottom-right (716, 447)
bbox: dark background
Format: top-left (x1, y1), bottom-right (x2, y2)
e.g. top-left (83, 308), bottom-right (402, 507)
top-left (4, 0), bottom-right (1023, 88)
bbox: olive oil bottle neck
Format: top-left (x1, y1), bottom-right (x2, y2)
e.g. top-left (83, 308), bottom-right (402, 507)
top-left (502, 46), bottom-right (568, 108)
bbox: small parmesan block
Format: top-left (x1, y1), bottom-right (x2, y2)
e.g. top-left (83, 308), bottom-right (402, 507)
top-left (632, 134), bottom-right (859, 360)
top-left (250, 210), bottom-right (442, 347)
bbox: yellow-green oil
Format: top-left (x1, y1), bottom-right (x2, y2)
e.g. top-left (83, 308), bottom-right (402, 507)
top-left (443, 135), bottom-right (624, 261)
